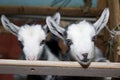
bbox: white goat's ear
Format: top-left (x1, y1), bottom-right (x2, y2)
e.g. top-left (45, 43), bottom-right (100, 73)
top-left (93, 8), bottom-right (110, 35)
top-left (1, 15), bottom-right (20, 36)
top-left (52, 12), bottom-right (61, 24)
top-left (43, 12), bottom-right (61, 33)
top-left (46, 16), bottom-right (65, 40)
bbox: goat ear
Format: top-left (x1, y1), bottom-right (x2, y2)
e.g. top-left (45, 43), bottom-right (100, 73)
top-left (43, 12), bottom-right (61, 33)
top-left (93, 8), bottom-right (110, 35)
top-left (46, 16), bottom-right (65, 40)
top-left (1, 15), bottom-right (20, 36)
top-left (52, 12), bottom-right (61, 24)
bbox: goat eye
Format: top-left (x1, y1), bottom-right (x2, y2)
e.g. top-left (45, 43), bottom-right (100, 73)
top-left (66, 39), bottom-right (73, 45)
top-left (18, 41), bottom-right (24, 49)
top-left (40, 40), bottom-right (45, 45)
top-left (92, 36), bottom-right (96, 42)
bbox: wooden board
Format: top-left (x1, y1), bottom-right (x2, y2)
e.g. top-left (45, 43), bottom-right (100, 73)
top-left (0, 59), bottom-right (120, 77)
top-left (0, 6), bottom-right (104, 17)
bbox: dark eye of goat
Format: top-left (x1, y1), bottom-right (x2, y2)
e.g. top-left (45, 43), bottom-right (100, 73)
top-left (92, 36), bottom-right (96, 42)
top-left (66, 39), bottom-right (73, 45)
top-left (40, 40), bottom-right (45, 45)
top-left (18, 41), bottom-right (24, 49)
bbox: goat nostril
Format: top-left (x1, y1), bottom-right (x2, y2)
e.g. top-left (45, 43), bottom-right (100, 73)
top-left (76, 55), bottom-right (89, 63)
top-left (82, 53), bottom-right (88, 58)
top-left (82, 53), bottom-right (89, 62)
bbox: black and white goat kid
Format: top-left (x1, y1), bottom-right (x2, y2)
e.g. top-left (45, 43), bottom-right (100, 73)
top-left (46, 8), bottom-right (110, 68)
top-left (1, 13), bottom-right (61, 80)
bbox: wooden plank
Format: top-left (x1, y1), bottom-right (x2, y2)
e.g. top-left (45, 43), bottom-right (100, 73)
top-left (0, 59), bottom-right (120, 77)
top-left (0, 6), bottom-right (103, 17)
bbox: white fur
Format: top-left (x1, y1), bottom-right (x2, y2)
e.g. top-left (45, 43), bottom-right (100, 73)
top-left (1, 14), bottom-right (61, 80)
top-left (1, 15), bottom-right (60, 61)
top-left (67, 21), bottom-right (95, 61)
top-left (18, 25), bottom-right (46, 60)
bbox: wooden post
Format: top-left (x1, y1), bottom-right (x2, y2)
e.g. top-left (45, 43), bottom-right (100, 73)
top-left (107, 0), bottom-right (120, 80)
top-left (107, 0), bottom-right (120, 61)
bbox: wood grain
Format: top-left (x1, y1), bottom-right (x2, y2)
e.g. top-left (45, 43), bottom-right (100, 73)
top-left (0, 59), bottom-right (120, 77)
top-left (0, 6), bottom-right (103, 17)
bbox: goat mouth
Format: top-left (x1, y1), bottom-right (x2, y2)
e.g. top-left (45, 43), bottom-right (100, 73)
top-left (76, 55), bottom-right (92, 68)
top-left (78, 61), bottom-right (91, 68)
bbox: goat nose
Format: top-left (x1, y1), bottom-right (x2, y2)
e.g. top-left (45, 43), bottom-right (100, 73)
top-left (82, 53), bottom-right (89, 62)
top-left (82, 53), bottom-right (88, 58)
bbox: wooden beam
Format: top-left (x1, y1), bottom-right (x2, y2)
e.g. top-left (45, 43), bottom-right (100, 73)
top-left (0, 59), bottom-right (120, 77)
top-left (0, 6), bottom-right (103, 17)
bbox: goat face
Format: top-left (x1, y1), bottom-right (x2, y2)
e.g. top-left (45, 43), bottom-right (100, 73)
top-left (65, 21), bottom-right (96, 66)
top-left (1, 12), bottom-right (60, 60)
top-left (46, 8), bottom-right (109, 67)
top-left (18, 25), bottom-right (46, 60)
top-left (1, 16), bottom-right (47, 60)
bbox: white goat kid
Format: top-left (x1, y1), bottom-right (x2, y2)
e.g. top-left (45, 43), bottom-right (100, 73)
top-left (1, 14), bottom-right (60, 61)
top-left (46, 8), bottom-right (110, 67)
